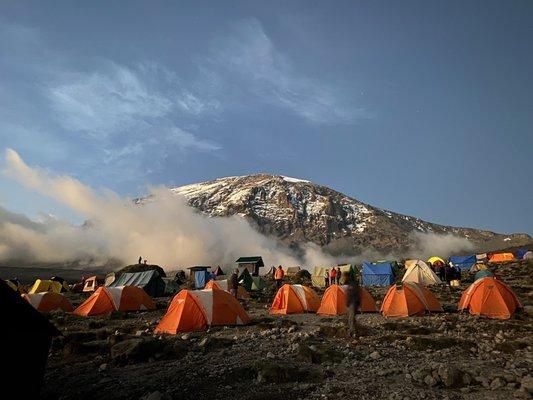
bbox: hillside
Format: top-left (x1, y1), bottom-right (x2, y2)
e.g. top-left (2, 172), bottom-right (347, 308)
top-left (160, 174), bottom-right (530, 256)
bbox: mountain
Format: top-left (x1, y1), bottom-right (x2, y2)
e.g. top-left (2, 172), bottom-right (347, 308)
top-left (158, 174), bottom-right (529, 256)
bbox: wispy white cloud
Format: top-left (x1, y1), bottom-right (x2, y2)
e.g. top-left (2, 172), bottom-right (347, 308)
top-left (195, 18), bottom-right (371, 124)
top-left (48, 63), bottom-right (173, 138)
top-left (166, 127), bottom-right (221, 152)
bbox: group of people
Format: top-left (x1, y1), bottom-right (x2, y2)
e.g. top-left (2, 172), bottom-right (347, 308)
top-left (324, 267), bottom-right (342, 287)
top-left (429, 261), bottom-right (461, 283)
top-left (137, 256), bottom-right (148, 265)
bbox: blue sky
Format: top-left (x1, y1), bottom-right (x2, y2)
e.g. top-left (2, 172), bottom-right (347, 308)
top-left (0, 1), bottom-right (532, 235)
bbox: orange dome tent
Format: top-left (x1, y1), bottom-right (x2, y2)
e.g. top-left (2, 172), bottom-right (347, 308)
top-left (155, 288), bottom-right (250, 334)
top-left (458, 277), bottom-right (521, 319)
top-left (74, 286), bottom-right (156, 316)
top-left (269, 284), bottom-right (320, 315)
top-left (22, 292), bottom-right (73, 313)
top-left (317, 284), bottom-right (377, 316)
top-left (381, 282), bottom-right (443, 317)
top-left (204, 279), bottom-right (250, 299)
top-left (488, 253), bottom-right (515, 263)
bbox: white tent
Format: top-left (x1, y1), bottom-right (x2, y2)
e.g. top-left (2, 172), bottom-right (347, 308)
top-left (402, 259), bottom-right (442, 286)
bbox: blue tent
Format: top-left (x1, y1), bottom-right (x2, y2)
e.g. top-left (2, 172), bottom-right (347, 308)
top-left (361, 262), bottom-right (394, 286)
top-left (449, 255), bottom-right (476, 271)
top-left (517, 248), bottom-right (529, 260)
top-left (194, 270), bottom-right (211, 289)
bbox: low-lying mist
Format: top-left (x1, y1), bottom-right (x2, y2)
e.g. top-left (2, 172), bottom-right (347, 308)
top-left (0, 149), bottom-right (476, 270)
top-left (0, 149), bottom-right (336, 269)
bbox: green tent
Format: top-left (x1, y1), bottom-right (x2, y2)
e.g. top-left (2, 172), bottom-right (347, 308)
top-left (110, 270), bottom-right (165, 297)
top-left (474, 270), bottom-right (494, 281)
top-left (238, 269), bottom-right (254, 291)
top-left (239, 269), bottom-right (266, 291)
top-left (161, 277), bottom-right (180, 296)
top-left (251, 276), bottom-right (266, 291)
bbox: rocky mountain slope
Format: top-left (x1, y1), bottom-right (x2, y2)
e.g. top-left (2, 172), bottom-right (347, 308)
top-left (157, 174), bottom-right (529, 256)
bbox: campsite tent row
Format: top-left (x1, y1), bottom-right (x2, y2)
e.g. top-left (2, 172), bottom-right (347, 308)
top-left (311, 261), bottom-right (439, 288)
top-left (13, 275), bottom-right (522, 339)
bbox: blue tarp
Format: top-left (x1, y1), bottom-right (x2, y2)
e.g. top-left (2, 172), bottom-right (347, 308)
top-left (361, 262), bottom-right (394, 286)
top-left (449, 255), bottom-right (477, 271)
top-left (194, 270), bottom-right (211, 289)
top-left (517, 249), bottom-right (529, 260)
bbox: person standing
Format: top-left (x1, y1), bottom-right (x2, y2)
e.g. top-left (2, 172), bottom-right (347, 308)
top-left (274, 265), bottom-right (285, 289)
top-left (138, 256), bottom-right (142, 264)
top-left (324, 269), bottom-right (330, 287)
top-left (230, 268), bottom-right (239, 298)
top-left (336, 267), bottom-right (342, 285)
top-left (346, 267), bottom-right (360, 334)
top-left (329, 268), bottom-right (337, 286)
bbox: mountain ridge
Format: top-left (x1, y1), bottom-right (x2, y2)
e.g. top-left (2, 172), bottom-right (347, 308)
top-left (151, 174), bottom-right (529, 256)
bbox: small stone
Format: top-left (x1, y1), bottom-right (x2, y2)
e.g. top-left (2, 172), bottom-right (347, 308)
top-left (266, 352), bottom-right (275, 359)
top-left (521, 376), bottom-right (533, 394)
top-left (424, 375), bottom-right (437, 387)
top-left (369, 351), bottom-right (381, 360)
top-left (514, 388), bottom-right (532, 399)
top-left (491, 377), bottom-right (505, 390)
top-left (180, 333), bottom-right (190, 340)
top-left (98, 363), bottom-right (108, 372)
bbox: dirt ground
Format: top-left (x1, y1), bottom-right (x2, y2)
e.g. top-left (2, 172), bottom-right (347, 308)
top-left (39, 261), bottom-right (533, 400)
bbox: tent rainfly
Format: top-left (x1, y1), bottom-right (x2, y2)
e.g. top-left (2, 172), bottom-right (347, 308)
top-left (381, 282), bottom-right (443, 317)
top-left (449, 255), bottom-right (477, 271)
top-left (155, 288), bottom-right (250, 334)
top-left (489, 253), bottom-right (516, 263)
top-left (458, 277), bottom-right (521, 319)
top-left (29, 279), bottom-right (63, 294)
top-left (402, 260), bottom-right (441, 286)
top-left (269, 284), bottom-right (320, 315)
top-left (361, 262), bottom-right (395, 286)
top-left (110, 270), bottom-right (166, 297)
top-left (74, 286), bottom-right (156, 316)
top-left (317, 284), bottom-right (377, 315)
top-left (186, 266), bottom-right (211, 289)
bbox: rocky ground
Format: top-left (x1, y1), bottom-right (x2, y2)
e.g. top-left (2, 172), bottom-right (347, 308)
top-left (40, 261), bottom-right (533, 400)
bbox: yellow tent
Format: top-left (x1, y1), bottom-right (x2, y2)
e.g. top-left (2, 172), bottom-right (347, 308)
top-left (285, 266), bottom-right (301, 276)
top-left (427, 256), bottom-right (445, 265)
top-left (312, 265), bottom-right (353, 287)
top-left (469, 263), bottom-right (487, 272)
top-left (312, 267), bottom-right (327, 287)
top-left (29, 279), bottom-right (62, 294)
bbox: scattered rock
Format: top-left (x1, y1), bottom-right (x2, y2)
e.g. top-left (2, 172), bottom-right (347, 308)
top-left (521, 376), bottom-right (533, 394)
top-left (491, 377), bottom-right (505, 390)
top-left (110, 338), bottom-right (163, 365)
